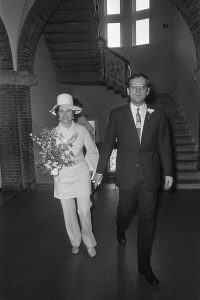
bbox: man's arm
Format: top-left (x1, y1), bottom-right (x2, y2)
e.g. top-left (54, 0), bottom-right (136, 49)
top-left (92, 110), bottom-right (117, 188)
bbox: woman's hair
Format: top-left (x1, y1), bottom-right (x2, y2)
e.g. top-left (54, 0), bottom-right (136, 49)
top-left (73, 98), bottom-right (83, 121)
top-left (55, 105), bottom-right (75, 120)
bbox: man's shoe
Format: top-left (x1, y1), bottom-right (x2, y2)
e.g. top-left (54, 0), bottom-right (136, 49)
top-left (72, 246), bottom-right (80, 254)
top-left (139, 269), bottom-right (160, 286)
top-left (117, 233), bottom-right (126, 247)
top-left (87, 247), bottom-right (96, 257)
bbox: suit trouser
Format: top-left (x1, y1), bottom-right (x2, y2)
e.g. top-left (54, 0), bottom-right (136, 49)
top-left (60, 195), bottom-right (97, 248)
top-left (116, 167), bottom-right (157, 272)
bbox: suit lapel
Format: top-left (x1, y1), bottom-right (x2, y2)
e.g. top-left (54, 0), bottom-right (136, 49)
top-left (141, 106), bottom-right (154, 145)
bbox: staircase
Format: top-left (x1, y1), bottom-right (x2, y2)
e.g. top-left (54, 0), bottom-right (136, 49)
top-left (154, 94), bottom-right (200, 189)
top-left (44, 0), bottom-right (100, 84)
top-left (44, 0), bottom-right (129, 95)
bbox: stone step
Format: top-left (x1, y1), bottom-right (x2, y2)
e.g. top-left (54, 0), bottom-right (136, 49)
top-left (171, 123), bottom-right (189, 130)
top-left (176, 180), bottom-right (200, 189)
top-left (173, 129), bottom-right (192, 137)
top-left (175, 151), bottom-right (198, 161)
top-left (173, 136), bottom-right (194, 144)
top-left (176, 170), bottom-right (200, 180)
top-left (167, 117), bottom-right (185, 123)
top-left (45, 32), bottom-right (97, 43)
top-left (175, 160), bottom-right (198, 170)
top-left (175, 143), bottom-right (198, 152)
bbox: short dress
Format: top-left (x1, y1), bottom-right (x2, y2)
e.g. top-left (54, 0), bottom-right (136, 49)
top-left (54, 121), bottom-right (99, 199)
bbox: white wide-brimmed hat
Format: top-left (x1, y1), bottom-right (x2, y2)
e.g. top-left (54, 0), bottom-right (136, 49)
top-left (49, 93), bottom-right (82, 115)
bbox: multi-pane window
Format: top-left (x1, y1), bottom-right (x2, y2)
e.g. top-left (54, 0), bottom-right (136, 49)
top-left (136, 0), bottom-right (149, 12)
top-left (135, 0), bottom-right (150, 46)
top-left (136, 18), bottom-right (149, 45)
top-left (105, 0), bottom-right (121, 47)
top-left (107, 23), bottom-right (121, 47)
top-left (107, 0), bottom-right (120, 15)
top-left (104, 0), bottom-right (150, 48)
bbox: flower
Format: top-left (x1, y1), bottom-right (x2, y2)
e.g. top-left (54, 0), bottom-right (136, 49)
top-left (147, 108), bottom-right (154, 114)
top-left (31, 128), bottom-right (78, 176)
top-left (147, 108), bottom-right (154, 119)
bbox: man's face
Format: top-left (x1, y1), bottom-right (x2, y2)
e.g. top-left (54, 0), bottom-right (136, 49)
top-left (127, 76), bottom-right (150, 106)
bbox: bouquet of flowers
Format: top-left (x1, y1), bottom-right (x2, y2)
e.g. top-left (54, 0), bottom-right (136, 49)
top-left (30, 128), bottom-right (78, 176)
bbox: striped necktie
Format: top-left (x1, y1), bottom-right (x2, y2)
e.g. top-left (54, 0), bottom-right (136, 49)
top-left (136, 108), bottom-right (141, 139)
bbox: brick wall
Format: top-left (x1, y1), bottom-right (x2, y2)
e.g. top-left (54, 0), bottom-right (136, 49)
top-left (18, 0), bottom-right (65, 72)
top-left (0, 17), bottom-right (13, 70)
top-left (0, 17), bottom-right (36, 190)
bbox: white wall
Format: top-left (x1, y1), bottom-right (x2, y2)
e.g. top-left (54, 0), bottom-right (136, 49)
top-left (171, 6), bottom-right (200, 143)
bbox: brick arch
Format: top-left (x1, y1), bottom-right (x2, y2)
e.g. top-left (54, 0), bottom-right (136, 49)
top-left (0, 17), bottom-right (13, 70)
top-left (17, 0), bottom-right (65, 73)
top-left (169, 0), bottom-right (200, 81)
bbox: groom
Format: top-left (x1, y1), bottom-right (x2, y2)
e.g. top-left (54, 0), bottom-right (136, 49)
top-left (93, 73), bottom-right (173, 285)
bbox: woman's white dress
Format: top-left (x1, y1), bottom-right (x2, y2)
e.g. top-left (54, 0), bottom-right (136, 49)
top-left (54, 121), bottom-right (99, 199)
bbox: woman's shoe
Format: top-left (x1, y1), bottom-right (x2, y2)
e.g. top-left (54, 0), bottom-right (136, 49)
top-left (72, 246), bottom-right (80, 254)
top-left (87, 247), bottom-right (96, 257)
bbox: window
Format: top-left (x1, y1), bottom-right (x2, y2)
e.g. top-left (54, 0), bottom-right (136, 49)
top-left (107, 0), bottom-right (120, 15)
top-left (134, 0), bottom-right (150, 46)
top-left (103, 0), bottom-right (150, 48)
top-left (104, 0), bottom-right (122, 48)
top-left (107, 23), bottom-right (121, 47)
top-left (136, 18), bottom-right (149, 45)
top-left (136, 0), bottom-right (149, 11)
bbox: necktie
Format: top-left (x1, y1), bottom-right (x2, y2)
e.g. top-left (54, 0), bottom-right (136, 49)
top-left (136, 108), bottom-right (141, 139)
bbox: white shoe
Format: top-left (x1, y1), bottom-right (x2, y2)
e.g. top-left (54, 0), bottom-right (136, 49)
top-left (72, 246), bottom-right (79, 254)
top-left (87, 247), bottom-right (96, 257)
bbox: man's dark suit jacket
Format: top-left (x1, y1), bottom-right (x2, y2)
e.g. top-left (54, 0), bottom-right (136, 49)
top-left (96, 103), bottom-right (173, 191)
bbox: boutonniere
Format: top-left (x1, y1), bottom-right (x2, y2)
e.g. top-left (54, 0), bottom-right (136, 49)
top-left (147, 108), bottom-right (154, 119)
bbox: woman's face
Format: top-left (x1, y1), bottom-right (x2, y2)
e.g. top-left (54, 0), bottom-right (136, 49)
top-left (58, 105), bottom-right (74, 127)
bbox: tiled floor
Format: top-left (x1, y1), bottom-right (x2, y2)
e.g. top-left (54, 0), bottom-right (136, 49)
top-left (0, 184), bottom-right (200, 300)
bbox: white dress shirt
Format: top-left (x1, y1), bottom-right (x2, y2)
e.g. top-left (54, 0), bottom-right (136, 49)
top-left (130, 103), bottom-right (147, 142)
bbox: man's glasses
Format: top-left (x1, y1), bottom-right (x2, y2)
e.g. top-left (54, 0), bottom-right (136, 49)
top-left (129, 85), bottom-right (147, 91)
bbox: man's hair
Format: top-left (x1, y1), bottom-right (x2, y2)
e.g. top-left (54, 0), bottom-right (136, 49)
top-left (127, 73), bottom-right (150, 87)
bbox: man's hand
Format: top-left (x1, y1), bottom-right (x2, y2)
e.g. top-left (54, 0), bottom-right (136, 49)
top-left (92, 172), bottom-right (103, 189)
top-left (164, 176), bottom-right (173, 190)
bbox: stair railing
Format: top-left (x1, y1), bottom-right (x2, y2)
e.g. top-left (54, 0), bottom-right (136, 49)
top-left (98, 36), bottom-right (131, 93)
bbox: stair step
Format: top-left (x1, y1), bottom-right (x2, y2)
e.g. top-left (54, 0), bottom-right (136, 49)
top-left (45, 22), bottom-right (97, 34)
top-left (175, 152), bottom-right (198, 160)
top-left (173, 129), bottom-right (192, 137)
top-left (175, 144), bottom-right (198, 151)
top-left (57, 65), bottom-right (100, 72)
top-left (173, 136), bottom-right (194, 144)
top-left (57, 0), bottom-right (93, 10)
top-left (171, 123), bottom-right (189, 130)
top-left (49, 11), bottom-right (95, 23)
top-left (55, 58), bottom-right (100, 67)
top-left (46, 42), bottom-right (98, 51)
top-left (175, 160), bottom-right (198, 170)
top-left (167, 117), bottom-right (185, 123)
top-left (176, 170), bottom-right (200, 180)
top-left (45, 32), bottom-right (97, 43)
top-left (176, 180), bottom-right (200, 189)
top-left (51, 50), bottom-right (98, 60)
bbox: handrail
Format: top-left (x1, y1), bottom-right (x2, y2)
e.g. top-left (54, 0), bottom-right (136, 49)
top-left (98, 36), bottom-right (131, 92)
top-left (91, 0), bottom-right (131, 94)
top-left (99, 36), bottom-right (130, 65)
